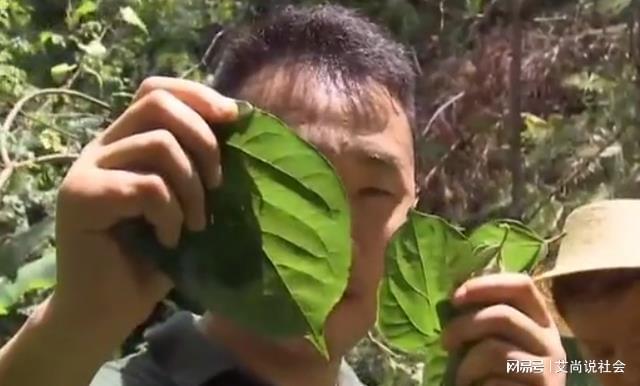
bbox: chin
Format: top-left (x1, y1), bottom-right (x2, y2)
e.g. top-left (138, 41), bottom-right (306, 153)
top-left (270, 291), bottom-right (377, 363)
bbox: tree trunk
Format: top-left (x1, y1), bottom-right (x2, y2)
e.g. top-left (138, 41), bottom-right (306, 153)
top-left (507, 0), bottom-right (525, 219)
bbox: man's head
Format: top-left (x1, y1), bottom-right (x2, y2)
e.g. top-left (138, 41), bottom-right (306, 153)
top-left (540, 200), bottom-right (640, 386)
top-left (206, 5), bottom-right (417, 359)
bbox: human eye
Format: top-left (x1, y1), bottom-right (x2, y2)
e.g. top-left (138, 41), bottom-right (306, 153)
top-left (357, 187), bottom-right (394, 198)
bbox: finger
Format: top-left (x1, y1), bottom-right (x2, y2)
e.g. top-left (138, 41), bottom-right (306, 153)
top-left (456, 339), bottom-right (546, 386)
top-left (452, 273), bottom-right (553, 327)
top-left (96, 129), bottom-right (206, 231)
top-left (99, 90), bottom-right (222, 188)
top-left (134, 76), bottom-right (238, 122)
top-left (442, 304), bottom-right (549, 356)
top-left (104, 170), bottom-right (184, 248)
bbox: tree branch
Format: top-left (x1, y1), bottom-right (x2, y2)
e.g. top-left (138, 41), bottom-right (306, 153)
top-left (0, 89), bottom-right (109, 193)
top-left (13, 154), bottom-right (80, 168)
top-left (421, 91), bottom-right (465, 138)
top-left (180, 29), bottom-right (226, 79)
top-left (507, 0), bottom-right (525, 219)
top-left (422, 133), bottom-right (475, 187)
top-left (524, 129), bottom-right (627, 223)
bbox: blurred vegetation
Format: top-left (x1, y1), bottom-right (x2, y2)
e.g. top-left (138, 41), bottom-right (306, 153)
top-left (0, 0), bottom-right (638, 384)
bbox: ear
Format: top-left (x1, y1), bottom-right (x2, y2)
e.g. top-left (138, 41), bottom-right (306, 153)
top-left (411, 187), bottom-right (420, 209)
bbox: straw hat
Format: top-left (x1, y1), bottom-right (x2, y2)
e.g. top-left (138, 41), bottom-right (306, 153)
top-left (534, 199), bottom-right (640, 336)
top-left (535, 199), bottom-right (640, 280)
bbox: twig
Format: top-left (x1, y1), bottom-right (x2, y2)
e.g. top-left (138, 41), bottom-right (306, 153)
top-left (0, 153), bottom-right (79, 193)
top-left (524, 128), bottom-right (627, 223)
top-left (507, 0), bottom-right (525, 219)
top-left (422, 133), bottom-right (474, 187)
top-left (0, 88), bottom-right (109, 192)
top-left (180, 29), bottom-right (226, 79)
top-left (367, 331), bottom-right (402, 360)
top-left (1, 88), bottom-right (109, 161)
top-left (18, 110), bottom-right (81, 140)
top-left (421, 91), bottom-right (465, 137)
top-left (532, 16), bottom-right (569, 23)
top-left (14, 153), bottom-right (79, 168)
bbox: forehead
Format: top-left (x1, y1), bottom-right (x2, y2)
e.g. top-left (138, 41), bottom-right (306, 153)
top-left (234, 64), bottom-right (414, 167)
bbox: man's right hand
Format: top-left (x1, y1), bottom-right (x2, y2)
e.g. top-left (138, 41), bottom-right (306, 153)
top-left (442, 273), bottom-right (567, 386)
top-left (51, 76), bottom-right (239, 342)
top-left (0, 77), bottom-right (242, 386)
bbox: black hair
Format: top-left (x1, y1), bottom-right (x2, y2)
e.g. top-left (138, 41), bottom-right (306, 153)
top-left (209, 4), bottom-right (416, 129)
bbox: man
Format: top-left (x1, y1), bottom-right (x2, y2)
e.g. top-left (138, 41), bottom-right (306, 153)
top-left (0, 5), bottom-right (417, 386)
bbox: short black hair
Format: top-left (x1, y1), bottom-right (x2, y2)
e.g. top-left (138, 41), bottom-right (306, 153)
top-left (209, 4), bottom-right (416, 128)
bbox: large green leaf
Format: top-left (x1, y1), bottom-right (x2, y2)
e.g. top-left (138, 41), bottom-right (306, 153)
top-left (377, 211), bottom-right (479, 354)
top-left (377, 212), bottom-right (548, 386)
top-left (0, 217), bottom-right (55, 281)
top-left (116, 104), bottom-right (351, 357)
top-left (0, 247), bottom-right (57, 315)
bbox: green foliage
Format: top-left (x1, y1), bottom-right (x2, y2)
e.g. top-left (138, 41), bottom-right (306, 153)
top-left (595, 0), bottom-right (633, 17)
top-left (0, 246), bottom-right (55, 315)
top-left (0, 217), bottom-right (54, 280)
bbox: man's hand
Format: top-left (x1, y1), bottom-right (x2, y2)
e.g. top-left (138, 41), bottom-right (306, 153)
top-left (0, 77), bottom-right (239, 386)
top-left (53, 76), bottom-right (239, 337)
top-left (442, 273), bottom-right (566, 386)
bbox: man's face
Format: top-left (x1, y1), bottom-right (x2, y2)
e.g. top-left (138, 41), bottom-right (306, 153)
top-left (564, 282), bottom-right (640, 386)
top-left (236, 66), bottom-right (416, 357)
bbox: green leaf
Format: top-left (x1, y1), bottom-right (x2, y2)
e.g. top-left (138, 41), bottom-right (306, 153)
top-left (377, 211), bottom-right (480, 354)
top-left (596, 0), bottom-right (632, 17)
top-left (50, 63), bottom-right (77, 84)
top-left (465, 0), bottom-right (483, 15)
top-left (0, 217), bottom-right (55, 281)
top-left (72, 0), bottom-right (97, 23)
top-left (115, 105), bottom-right (351, 357)
top-left (39, 129), bottom-right (67, 152)
top-left (563, 72), bottom-right (615, 94)
top-left (522, 112), bottom-right (553, 143)
top-left (377, 214), bottom-right (547, 385)
top-left (119, 6), bottom-right (148, 34)
top-left (0, 247), bottom-right (57, 315)
top-left (39, 31), bottom-right (65, 47)
top-left (78, 40), bottom-right (107, 58)
top-left (468, 220), bottom-right (547, 274)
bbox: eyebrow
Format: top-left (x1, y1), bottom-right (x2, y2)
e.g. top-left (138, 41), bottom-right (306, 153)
top-left (350, 142), bottom-right (403, 173)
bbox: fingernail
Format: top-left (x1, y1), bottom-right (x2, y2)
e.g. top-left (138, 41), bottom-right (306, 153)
top-left (235, 100), bottom-right (254, 120)
top-left (188, 210), bottom-right (206, 232)
top-left (452, 285), bottom-right (467, 303)
top-left (207, 164), bottom-right (222, 190)
top-left (167, 231), bottom-right (180, 249)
